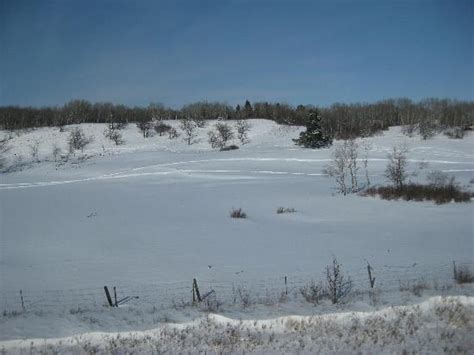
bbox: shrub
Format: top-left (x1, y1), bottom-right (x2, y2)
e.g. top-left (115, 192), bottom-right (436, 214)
top-left (230, 208), bottom-right (247, 219)
top-left (323, 140), bottom-right (359, 195)
top-left (235, 119), bottom-right (251, 144)
top-left (453, 263), bottom-right (474, 284)
top-left (29, 139), bottom-right (40, 162)
top-left (220, 145), bottom-right (239, 151)
top-left (104, 124), bottom-right (124, 145)
top-left (385, 145), bottom-right (408, 190)
top-left (154, 122), bottom-right (172, 136)
top-left (326, 257), bottom-right (352, 304)
top-left (208, 122), bottom-right (234, 149)
top-left (426, 170), bottom-right (454, 187)
top-left (108, 121), bottom-right (127, 130)
top-left (52, 144), bottom-right (61, 161)
top-left (180, 119), bottom-right (197, 145)
top-left (0, 137), bottom-right (11, 169)
top-left (68, 127), bottom-right (92, 153)
top-left (168, 127), bottom-right (179, 139)
top-left (137, 121), bottom-right (153, 138)
top-left (399, 279), bottom-right (429, 297)
top-left (300, 281), bottom-right (326, 304)
top-left (276, 207), bottom-right (297, 214)
top-left (444, 127), bottom-right (465, 139)
top-left (233, 286), bottom-right (252, 308)
top-left (362, 183), bottom-right (472, 204)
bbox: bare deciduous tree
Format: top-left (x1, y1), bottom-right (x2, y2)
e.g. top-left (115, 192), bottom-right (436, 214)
top-left (104, 124), bottom-right (124, 145)
top-left (324, 140), bottom-right (360, 194)
top-left (326, 257), bottom-right (352, 304)
top-left (208, 122), bottom-right (234, 149)
top-left (137, 121), bottom-right (152, 138)
top-left (324, 144), bottom-right (348, 195)
top-left (385, 145), bottom-right (408, 190)
top-left (235, 119), bottom-right (251, 144)
top-left (52, 144), bottom-right (61, 162)
top-left (0, 137), bottom-right (11, 169)
top-left (346, 139), bottom-right (359, 191)
top-left (29, 139), bottom-right (41, 162)
top-left (427, 170), bottom-right (455, 187)
top-left (361, 141), bottom-right (372, 187)
top-left (68, 127), bottom-right (91, 154)
top-left (180, 118), bottom-right (198, 145)
top-left (168, 127), bottom-right (179, 140)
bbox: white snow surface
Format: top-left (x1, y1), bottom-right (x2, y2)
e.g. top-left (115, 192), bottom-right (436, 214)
top-left (1, 296), bottom-right (473, 353)
top-left (0, 120), bottom-right (473, 351)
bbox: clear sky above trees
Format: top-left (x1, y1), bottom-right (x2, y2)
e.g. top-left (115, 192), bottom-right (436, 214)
top-left (1, 0), bottom-right (472, 107)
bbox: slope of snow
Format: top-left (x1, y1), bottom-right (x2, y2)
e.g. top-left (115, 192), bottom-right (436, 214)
top-left (0, 120), bottom-right (473, 347)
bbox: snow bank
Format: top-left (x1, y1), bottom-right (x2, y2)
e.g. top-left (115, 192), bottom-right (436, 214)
top-left (1, 296), bottom-right (472, 354)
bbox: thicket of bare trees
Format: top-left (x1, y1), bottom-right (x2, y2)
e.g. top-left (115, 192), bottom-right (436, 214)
top-left (1, 98), bottom-right (472, 140)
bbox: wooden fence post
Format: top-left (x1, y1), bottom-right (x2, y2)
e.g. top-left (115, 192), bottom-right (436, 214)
top-left (367, 263), bottom-right (376, 288)
top-left (104, 286), bottom-right (114, 307)
top-left (20, 290), bottom-right (25, 311)
top-left (113, 287), bottom-right (118, 307)
top-left (284, 276), bottom-right (288, 295)
top-left (193, 278), bottom-right (202, 303)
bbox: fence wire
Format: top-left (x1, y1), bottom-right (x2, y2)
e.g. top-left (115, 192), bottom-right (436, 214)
top-left (1, 261), bottom-right (472, 312)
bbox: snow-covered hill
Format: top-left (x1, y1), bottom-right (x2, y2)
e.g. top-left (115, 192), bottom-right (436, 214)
top-left (1, 120), bottom-right (473, 351)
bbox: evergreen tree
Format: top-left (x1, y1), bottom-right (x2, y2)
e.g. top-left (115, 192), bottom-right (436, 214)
top-left (243, 100), bottom-right (253, 118)
top-left (294, 110), bottom-right (332, 148)
top-left (235, 104), bottom-right (241, 119)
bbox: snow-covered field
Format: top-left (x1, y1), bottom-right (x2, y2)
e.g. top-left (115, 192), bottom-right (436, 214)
top-left (1, 120), bottom-right (473, 352)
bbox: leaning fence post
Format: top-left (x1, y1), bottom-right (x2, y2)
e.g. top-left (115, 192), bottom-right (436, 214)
top-left (104, 286), bottom-right (114, 307)
top-left (113, 287), bottom-right (118, 307)
top-left (193, 278), bottom-right (202, 303)
top-left (20, 290), bottom-right (25, 311)
top-left (367, 263), bottom-right (376, 288)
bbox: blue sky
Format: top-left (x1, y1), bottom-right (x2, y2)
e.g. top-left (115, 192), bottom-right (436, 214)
top-left (1, 0), bottom-right (472, 107)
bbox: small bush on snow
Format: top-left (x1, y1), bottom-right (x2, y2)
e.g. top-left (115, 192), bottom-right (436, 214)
top-left (444, 127), bottom-right (465, 139)
top-left (453, 264), bottom-right (474, 284)
top-left (276, 207), bottom-right (297, 214)
top-left (399, 279), bottom-right (430, 297)
top-left (220, 144), bottom-right (239, 151)
top-left (230, 208), bottom-right (247, 219)
top-left (300, 281), bottom-right (326, 304)
top-left (363, 183), bottom-right (472, 204)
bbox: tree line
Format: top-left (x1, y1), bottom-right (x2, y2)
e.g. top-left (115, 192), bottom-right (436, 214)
top-left (0, 98), bottom-right (472, 139)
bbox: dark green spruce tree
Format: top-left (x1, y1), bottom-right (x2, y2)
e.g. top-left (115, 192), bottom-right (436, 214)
top-left (293, 110), bottom-right (332, 148)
